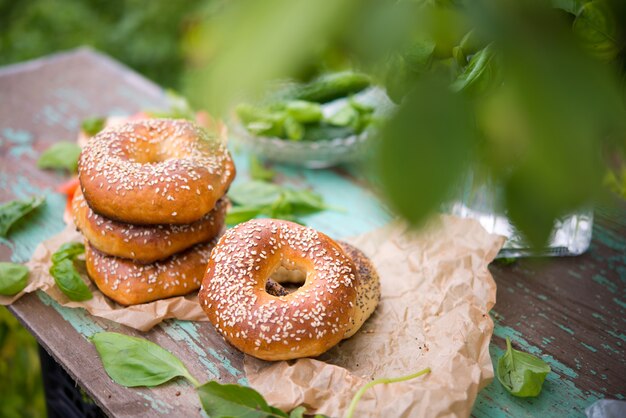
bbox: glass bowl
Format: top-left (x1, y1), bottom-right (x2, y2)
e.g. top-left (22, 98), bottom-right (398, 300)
top-left (231, 123), bottom-right (372, 168)
top-left (230, 87), bottom-right (391, 168)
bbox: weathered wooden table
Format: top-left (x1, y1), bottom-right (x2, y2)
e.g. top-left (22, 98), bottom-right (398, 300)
top-left (1, 49), bottom-right (624, 417)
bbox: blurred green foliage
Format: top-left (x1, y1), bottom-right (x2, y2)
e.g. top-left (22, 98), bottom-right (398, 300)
top-left (188, 0), bottom-right (626, 248)
top-left (0, 307), bottom-right (46, 418)
top-left (0, 0), bottom-right (206, 88)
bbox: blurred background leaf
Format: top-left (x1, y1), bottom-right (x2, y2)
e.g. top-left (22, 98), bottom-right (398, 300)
top-left (1, 0), bottom-right (626, 413)
top-left (0, 307), bottom-right (46, 418)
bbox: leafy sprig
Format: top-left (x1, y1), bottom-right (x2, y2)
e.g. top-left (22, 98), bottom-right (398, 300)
top-left (49, 242), bottom-right (92, 301)
top-left (496, 337), bottom-right (551, 397)
top-left (91, 332), bottom-right (429, 418)
top-left (0, 262), bottom-right (29, 296)
top-left (227, 180), bottom-right (333, 225)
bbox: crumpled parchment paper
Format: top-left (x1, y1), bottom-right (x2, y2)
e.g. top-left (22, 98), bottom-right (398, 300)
top-left (1, 224), bottom-right (208, 331)
top-left (244, 216), bottom-right (505, 418)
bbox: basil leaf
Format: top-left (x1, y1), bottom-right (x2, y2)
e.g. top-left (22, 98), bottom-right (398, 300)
top-left (91, 332), bottom-right (199, 388)
top-left (37, 141), bottom-right (82, 172)
top-left (49, 259), bottom-right (92, 301)
top-left (551, 0), bottom-right (587, 15)
top-left (497, 337), bottom-right (551, 397)
top-left (227, 181), bottom-right (330, 225)
top-left (49, 242), bottom-right (92, 301)
top-left (281, 189), bottom-right (328, 215)
top-left (289, 406), bottom-right (306, 418)
top-left (0, 196), bottom-right (45, 238)
top-left (81, 117), bottom-right (106, 136)
top-left (197, 381), bottom-right (285, 418)
top-left (250, 156), bottom-right (275, 181)
top-left (51, 242), bottom-right (86, 264)
top-left (0, 262), bottom-right (29, 296)
top-left (228, 181), bottom-right (283, 207)
top-left (451, 44), bottom-right (501, 95)
top-left (226, 206), bottom-right (264, 225)
top-left (573, 0), bottom-right (621, 62)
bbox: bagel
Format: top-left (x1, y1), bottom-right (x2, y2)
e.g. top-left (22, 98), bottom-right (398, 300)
top-left (78, 118), bottom-right (235, 225)
top-left (85, 240), bottom-right (216, 306)
top-left (72, 188), bottom-right (227, 263)
top-left (199, 219), bottom-right (380, 361)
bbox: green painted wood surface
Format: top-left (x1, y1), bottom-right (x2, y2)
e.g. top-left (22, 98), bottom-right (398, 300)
top-left (1, 49), bottom-right (624, 417)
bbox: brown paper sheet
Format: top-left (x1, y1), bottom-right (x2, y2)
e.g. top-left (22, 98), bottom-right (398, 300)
top-left (1, 224), bottom-right (208, 331)
top-left (245, 216), bottom-right (505, 418)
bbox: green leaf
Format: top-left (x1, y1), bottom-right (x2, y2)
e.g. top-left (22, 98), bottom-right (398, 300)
top-left (0, 263), bottom-right (29, 296)
top-left (288, 406), bottom-right (306, 418)
top-left (80, 117), bottom-right (106, 136)
top-left (250, 157), bottom-right (276, 181)
top-left (403, 40), bottom-right (436, 74)
top-left (49, 259), bottom-right (92, 302)
top-left (227, 181), bottom-right (330, 225)
top-left (573, 0), bottom-right (622, 62)
top-left (451, 44), bottom-right (501, 95)
top-left (0, 196), bottom-right (45, 238)
top-left (226, 206), bottom-right (264, 225)
top-left (91, 332), bottom-right (199, 388)
top-left (49, 242), bottom-right (92, 301)
top-left (285, 100), bottom-right (322, 123)
top-left (281, 189), bottom-right (328, 215)
top-left (51, 242), bottom-right (86, 264)
top-left (147, 90), bottom-right (196, 120)
top-left (197, 381), bottom-right (284, 418)
top-left (37, 142), bottom-right (82, 172)
top-left (377, 76), bottom-right (473, 225)
top-left (551, 0), bottom-right (588, 15)
top-left (497, 337), bottom-right (551, 397)
top-left (270, 407), bottom-right (290, 418)
top-left (229, 181), bottom-right (284, 207)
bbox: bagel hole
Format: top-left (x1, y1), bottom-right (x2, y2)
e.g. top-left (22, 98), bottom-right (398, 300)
top-left (266, 262), bottom-right (307, 296)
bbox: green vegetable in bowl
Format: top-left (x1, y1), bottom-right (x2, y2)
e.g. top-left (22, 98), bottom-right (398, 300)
top-left (237, 96), bottom-right (375, 141)
top-left (278, 71), bottom-right (371, 103)
top-left (285, 100), bottom-right (322, 123)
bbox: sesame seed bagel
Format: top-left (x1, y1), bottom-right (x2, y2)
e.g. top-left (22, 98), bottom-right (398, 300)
top-left (78, 118), bottom-right (235, 225)
top-left (72, 188), bottom-right (227, 263)
top-left (85, 240), bottom-right (217, 306)
top-left (336, 242), bottom-right (380, 338)
top-left (199, 219), bottom-right (378, 361)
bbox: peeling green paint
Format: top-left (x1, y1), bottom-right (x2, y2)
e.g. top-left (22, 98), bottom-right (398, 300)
top-left (160, 321), bottom-right (221, 381)
top-left (592, 274), bottom-right (618, 294)
top-left (612, 298), bottom-right (626, 310)
top-left (581, 342), bottom-right (598, 353)
top-left (136, 391), bottom-right (172, 414)
top-left (37, 292), bottom-right (104, 338)
top-left (556, 324), bottom-right (575, 336)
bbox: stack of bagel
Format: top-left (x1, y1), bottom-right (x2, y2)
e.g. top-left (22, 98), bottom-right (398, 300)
top-left (73, 118), bottom-right (235, 305)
